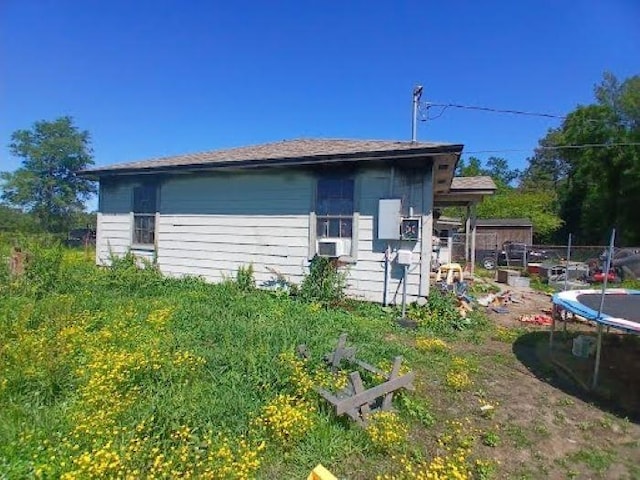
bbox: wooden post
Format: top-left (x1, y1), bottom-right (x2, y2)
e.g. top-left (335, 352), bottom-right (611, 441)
top-left (349, 371), bottom-right (370, 422)
top-left (10, 248), bottom-right (27, 278)
top-left (382, 357), bottom-right (402, 410)
top-left (464, 205), bottom-right (471, 263)
top-left (470, 204), bottom-right (477, 276)
top-left (330, 333), bottom-right (347, 371)
top-left (329, 333), bottom-right (355, 372)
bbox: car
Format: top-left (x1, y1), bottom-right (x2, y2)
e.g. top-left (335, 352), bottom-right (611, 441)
top-left (481, 241), bottom-right (550, 270)
top-left (66, 228), bottom-right (96, 247)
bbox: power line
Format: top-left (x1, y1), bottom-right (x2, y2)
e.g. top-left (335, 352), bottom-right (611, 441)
top-left (463, 142), bottom-right (640, 155)
top-left (423, 102), bottom-right (566, 119)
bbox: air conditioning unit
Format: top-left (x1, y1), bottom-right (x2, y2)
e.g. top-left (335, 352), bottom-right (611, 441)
top-left (317, 239), bottom-right (343, 258)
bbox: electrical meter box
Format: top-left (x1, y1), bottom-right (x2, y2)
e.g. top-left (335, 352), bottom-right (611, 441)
top-left (378, 199), bottom-right (402, 240)
top-left (400, 218), bottom-right (420, 240)
top-left (396, 249), bottom-right (413, 265)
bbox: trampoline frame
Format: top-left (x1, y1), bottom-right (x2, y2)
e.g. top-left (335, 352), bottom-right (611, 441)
top-left (550, 289), bottom-right (640, 389)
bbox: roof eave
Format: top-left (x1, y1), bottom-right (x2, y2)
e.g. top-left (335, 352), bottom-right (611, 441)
top-left (78, 144), bottom-right (464, 178)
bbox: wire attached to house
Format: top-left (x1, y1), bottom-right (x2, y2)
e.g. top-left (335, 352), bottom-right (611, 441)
top-left (411, 91), bottom-right (640, 154)
top-left (463, 142), bottom-right (640, 155)
top-left (421, 102), bottom-right (566, 120)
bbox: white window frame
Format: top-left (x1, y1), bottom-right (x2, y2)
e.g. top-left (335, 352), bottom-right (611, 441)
top-left (131, 184), bottom-right (158, 250)
top-left (309, 175), bottom-right (359, 262)
top-left (316, 178), bottom-right (355, 240)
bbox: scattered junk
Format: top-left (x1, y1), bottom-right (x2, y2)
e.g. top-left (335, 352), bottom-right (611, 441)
top-left (540, 260), bottom-right (591, 291)
top-left (508, 275), bottom-right (530, 288)
top-left (476, 289), bottom-right (526, 315)
top-left (479, 404), bottom-right (495, 416)
top-left (571, 335), bottom-right (597, 358)
top-left (457, 295), bottom-right (474, 317)
top-left (519, 314), bottom-right (553, 326)
top-left (495, 268), bottom-right (531, 288)
top-left (608, 247), bottom-right (640, 280)
top-left (435, 263), bottom-right (464, 285)
top-left (477, 293), bottom-right (498, 307)
top-left (297, 334), bottom-right (415, 426)
top-left (491, 306), bottom-right (509, 314)
top-left (496, 269), bottom-right (519, 284)
top-left (536, 239), bottom-right (639, 292)
top-left (435, 277), bottom-right (474, 317)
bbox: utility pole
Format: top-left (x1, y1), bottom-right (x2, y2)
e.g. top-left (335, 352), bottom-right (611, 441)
top-left (411, 85), bottom-right (423, 142)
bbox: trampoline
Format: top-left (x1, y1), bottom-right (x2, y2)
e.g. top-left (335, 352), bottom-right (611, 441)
top-left (553, 289), bottom-right (640, 333)
top-left (551, 288), bottom-right (640, 388)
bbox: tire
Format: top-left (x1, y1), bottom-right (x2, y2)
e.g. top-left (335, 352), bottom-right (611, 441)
top-left (482, 257), bottom-right (497, 270)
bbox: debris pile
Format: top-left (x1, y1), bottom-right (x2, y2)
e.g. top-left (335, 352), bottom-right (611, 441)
top-left (518, 314), bottom-right (553, 326)
top-left (477, 290), bottom-right (524, 314)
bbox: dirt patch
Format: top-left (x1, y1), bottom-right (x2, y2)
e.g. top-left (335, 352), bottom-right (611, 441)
top-left (480, 283), bottom-right (554, 328)
top-left (470, 336), bottom-right (640, 478)
top-left (437, 281), bottom-right (640, 478)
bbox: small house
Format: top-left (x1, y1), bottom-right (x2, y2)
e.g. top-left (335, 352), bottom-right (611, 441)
top-left (82, 139), bottom-right (495, 304)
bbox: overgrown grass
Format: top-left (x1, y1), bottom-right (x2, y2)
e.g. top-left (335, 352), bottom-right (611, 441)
top-left (0, 243), bottom-right (497, 479)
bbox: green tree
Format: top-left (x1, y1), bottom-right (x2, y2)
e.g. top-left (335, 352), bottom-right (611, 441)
top-left (485, 156), bottom-right (521, 188)
top-left (1, 117), bottom-right (96, 232)
top-left (536, 73), bottom-right (640, 245)
top-left (457, 156), bottom-right (520, 189)
top-left (450, 155), bottom-right (559, 241)
top-left (456, 156), bottom-right (484, 177)
top-left (0, 204), bottom-right (41, 233)
top-left (520, 129), bottom-right (568, 191)
top-left (476, 190), bottom-right (563, 243)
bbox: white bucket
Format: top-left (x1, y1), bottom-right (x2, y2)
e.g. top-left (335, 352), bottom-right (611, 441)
top-left (572, 335), bottom-right (596, 358)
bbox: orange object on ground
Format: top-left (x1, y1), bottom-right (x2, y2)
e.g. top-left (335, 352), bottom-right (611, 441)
top-left (307, 464), bottom-right (337, 480)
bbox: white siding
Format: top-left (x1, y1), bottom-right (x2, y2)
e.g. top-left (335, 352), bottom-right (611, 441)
top-left (96, 212), bottom-right (132, 265)
top-left (97, 166), bottom-right (435, 304)
top-left (96, 179), bottom-right (155, 265)
top-left (344, 168), bottom-right (428, 303)
top-left (156, 172), bottom-right (312, 287)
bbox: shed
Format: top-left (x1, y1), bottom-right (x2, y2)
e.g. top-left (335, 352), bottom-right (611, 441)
top-left (475, 218), bottom-right (534, 250)
top-left (81, 138), bottom-right (495, 304)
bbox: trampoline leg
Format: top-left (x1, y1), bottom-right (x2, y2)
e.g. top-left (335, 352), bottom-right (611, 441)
top-left (550, 306), bottom-right (556, 352)
top-left (592, 324), bottom-right (603, 390)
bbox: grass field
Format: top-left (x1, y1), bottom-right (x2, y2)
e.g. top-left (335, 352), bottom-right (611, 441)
top-left (1, 244), bottom-right (639, 479)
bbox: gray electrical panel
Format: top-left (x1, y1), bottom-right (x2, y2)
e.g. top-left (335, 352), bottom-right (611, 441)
top-left (378, 199), bottom-right (402, 240)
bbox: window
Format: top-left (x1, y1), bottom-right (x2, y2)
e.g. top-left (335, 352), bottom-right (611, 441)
top-left (316, 178), bottom-right (354, 239)
top-left (133, 185), bottom-right (157, 246)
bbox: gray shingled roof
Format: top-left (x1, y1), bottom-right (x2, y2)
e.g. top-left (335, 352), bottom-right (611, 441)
top-left (450, 176), bottom-right (497, 191)
top-left (476, 218), bottom-right (533, 227)
top-left (83, 138), bottom-right (463, 175)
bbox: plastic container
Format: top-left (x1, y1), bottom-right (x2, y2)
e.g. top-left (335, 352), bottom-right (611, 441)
top-left (507, 276), bottom-right (530, 288)
top-left (572, 335), bottom-right (596, 358)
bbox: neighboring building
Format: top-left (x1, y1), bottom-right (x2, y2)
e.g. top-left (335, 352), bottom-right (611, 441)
top-left (475, 218), bottom-right (534, 251)
top-left (82, 139), bottom-right (495, 304)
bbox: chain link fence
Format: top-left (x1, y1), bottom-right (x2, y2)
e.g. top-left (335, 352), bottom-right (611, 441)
top-left (448, 234), bottom-right (640, 280)
top-left (451, 232), bottom-right (499, 267)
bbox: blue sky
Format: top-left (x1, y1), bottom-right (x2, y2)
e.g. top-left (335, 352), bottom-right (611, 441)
top-left (1, 0), bottom-right (639, 184)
